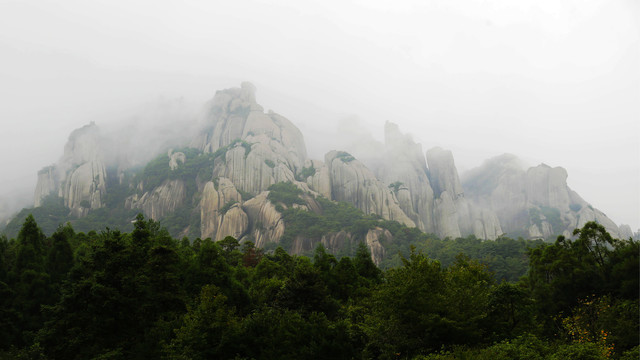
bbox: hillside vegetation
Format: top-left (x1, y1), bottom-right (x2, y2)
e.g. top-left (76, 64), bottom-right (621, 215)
top-left (0, 216), bottom-right (637, 359)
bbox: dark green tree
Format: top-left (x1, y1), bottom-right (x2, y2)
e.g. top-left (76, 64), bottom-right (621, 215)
top-left (45, 223), bottom-right (74, 284)
top-left (164, 285), bottom-right (241, 359)
top-left (353, 242), bottom-right (381, 284)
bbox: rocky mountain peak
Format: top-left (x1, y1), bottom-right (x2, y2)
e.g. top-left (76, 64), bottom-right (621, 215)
top-left (17, 83), bottom-right (628, 251)
top-left (34, 121), bottom-right (106, 216)
top-left (60, 122), bottom-right (102, 170)
top-left (426, 147), bottom-right (464, 199)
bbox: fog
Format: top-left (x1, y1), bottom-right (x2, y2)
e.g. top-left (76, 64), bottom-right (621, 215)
top-left (0, 0), bottom-right (638, 230)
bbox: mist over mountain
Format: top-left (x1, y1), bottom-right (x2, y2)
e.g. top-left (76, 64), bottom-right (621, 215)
top-left (3, 83), bottom-right (635, 262)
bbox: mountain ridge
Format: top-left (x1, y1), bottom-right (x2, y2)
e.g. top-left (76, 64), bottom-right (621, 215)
top-left (4, 83), bottom-right (635, 257)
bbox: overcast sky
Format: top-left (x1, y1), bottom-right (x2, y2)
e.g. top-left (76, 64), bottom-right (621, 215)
top-left (0, 0), bottom-right (638, 230)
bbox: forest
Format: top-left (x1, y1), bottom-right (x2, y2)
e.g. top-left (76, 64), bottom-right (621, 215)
top-left (0, 214), bottom-right (637, 359)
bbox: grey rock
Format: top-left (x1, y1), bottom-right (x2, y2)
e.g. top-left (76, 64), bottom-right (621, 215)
top-left (242, 191), bottom-right (285, 248)
top-left (325, 150), bottom-right (415, 227)
top-left (127, 179), bottom-right (186, 220)
top-left (462, 154), bottom-right (622, 239)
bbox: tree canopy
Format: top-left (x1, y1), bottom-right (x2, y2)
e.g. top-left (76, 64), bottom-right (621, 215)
top-left (0, 217), bottom-right (637, 359)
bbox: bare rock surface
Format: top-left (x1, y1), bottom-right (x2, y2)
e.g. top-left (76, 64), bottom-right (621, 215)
top-left (462, 154), bottom-right (622, 239)
top-left (325, 150), bottom-right (415, 227)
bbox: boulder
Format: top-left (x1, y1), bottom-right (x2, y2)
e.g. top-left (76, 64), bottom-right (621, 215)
top-left (200, 178), bottom-right (247, 240)
top-left (34, 122), bottom-right (107, 217)
top-left (34, 166), bottom-right (58, 207)
top-left (242, 191), bottom-right (285, 248)
top-left (379, 122), bottom-right (435, 232)
top-left (325, 150), bottom-right (415, 227)
top-left (303, 159), bottom-right (332, 199)
top-left (193, 83), bottom-right (308, 196)
top-left (462, 154), bottom-right (622, 239)
top-left (365, 227), bottom-right (392, 266)
top-left (126, 179), bottom-right (186, 220)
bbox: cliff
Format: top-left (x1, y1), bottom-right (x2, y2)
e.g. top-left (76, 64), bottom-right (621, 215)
top-left (19, 83), bottom-right (628, 259)
top-left (462, 154), bottom-right (623, 239)
top-left (34, 122), bottom-right (107, 217)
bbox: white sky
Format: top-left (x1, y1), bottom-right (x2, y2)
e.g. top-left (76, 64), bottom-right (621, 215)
top-left (0, 0), bottom-right (638, 230)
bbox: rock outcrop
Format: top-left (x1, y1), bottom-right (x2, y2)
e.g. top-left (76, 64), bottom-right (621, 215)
top-left (34, 166), bottom-right (58, 207)
top-left (192, 82), bottom-right (307, 195)
top-left (377, 122), bottom-right (435, 233)
top-left (290, 227), bottom-right (391, 266)
top-left (302, 159), bottom-right (332, 199)
top-left (126, 179), bottom-right (186, 220)
top-left (199, 178), bottom-right (248, 240)
top-left (168, 150), bottom-right (186, 170)
top-left (211, 137), bottom-right (298, 196)
top-left (426, 147), bottom-right (502, 239)
top-left (618, 224), bottom-right (633, 240)
top-left (22, 83), bottom-right (630, 265)
top-left (365, 227), bottom-right (391, 266)
top-left (242, 191), bottom-right (285, 248)
top-left (325, 150), bottom-right (415, 227)
top-left (462, 154), bottom-right (622, 239)
top-left (34, 122), bottom-right (107, 217)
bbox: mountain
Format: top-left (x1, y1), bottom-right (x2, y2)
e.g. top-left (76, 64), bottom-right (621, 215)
top-left (5, 83), bottom-right (632, 260)
top-left (461, 154), bottom-right (627, 239)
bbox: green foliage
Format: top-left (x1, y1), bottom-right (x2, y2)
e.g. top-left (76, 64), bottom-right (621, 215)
top-left (139, 147), bottom-right (214, 199)
top-left (335, 151), bottom-right (355, 163)
top-left (526, 222), bottom-right (639, 351)
top-left (267, 181), bottom-right (304, 207)
top-left (140, 152), bottom-right (172, 191)
top-left (165, 285), bottom-right (240, 359)
top-left (236, 188), bottom-right (253, 201)
top-left (540, 206), bottom-right (563, 234)
top-left (45, 224), bottom-right (74, 284)
top-left (296, 165), bottom-right (316, 180)
top-left (528, 206), bottom-right (564, 237)
top-left (232, 138), bottom-right (253, 157)
top-left (364, 251), bottom-right (494, 358)
top-left (570, 203), bottom-right (582, 212)
top-left (219, 200), bottom-right (238, 215)
top-left (0, 216), bottom-right (636, 359)
top-left (264, 159), bottom-right (275, 168)
top-left (277, 197), bottom-right (380, 253)
top-left (3, 195), bottom-right (68, 238)
top-left (416, 235), bottom-right (541, 282)
top-left (416, 335), bottom-right (551, 360)
top-left (388, 181), bottom-right (404, 193)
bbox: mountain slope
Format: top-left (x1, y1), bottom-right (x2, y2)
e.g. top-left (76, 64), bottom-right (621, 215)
top-left (4, 83), bottom-right (630, 259)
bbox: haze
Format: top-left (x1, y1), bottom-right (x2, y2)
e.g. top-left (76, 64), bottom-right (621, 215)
top-left (0, 0), bottom-right (638, 231)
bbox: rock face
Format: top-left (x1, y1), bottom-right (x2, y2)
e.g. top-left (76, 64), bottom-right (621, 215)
top-left (24, 83), bottom-right (629, 265)
top-left (168, 150), bottom-right (186, 170)
top-left (34, 123), bottom-right (107, 217)
top-left (302, 159), bottom-right (332, 199)
top-left (365, 227), bottom-right (391, 266)
top-left (462, 154), bottom-right (622, 239)
top-left (34, 166), bottom-right (58, 207)
top-left (192, 82), bottom-right (307, 196)
top-left (211, 137), bottom-right (298, 196)
top-left (324, 150), bottom-right (415, 227)
top-left (127, 179), bottom-right (186, 220)
top-left (289, 227), bottom-right (391, 266)
top-left (199, 178), bottom-right (248, 241)
top-left (377, 122), bottom-right (436, 233)
top-left (242, 191), bottom-right (285, 248)
top-left (618, 224), bottom-right (633, 240)
top-left (426, 147), bottom-right (503, 240)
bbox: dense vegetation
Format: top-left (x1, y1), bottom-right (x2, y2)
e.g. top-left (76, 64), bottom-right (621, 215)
top-left (3, 147), bottom-right (220, 240)
top-left (0, 215), bottom-right (637, 359)
top-left (264, 182), bottom-right (539, 281)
